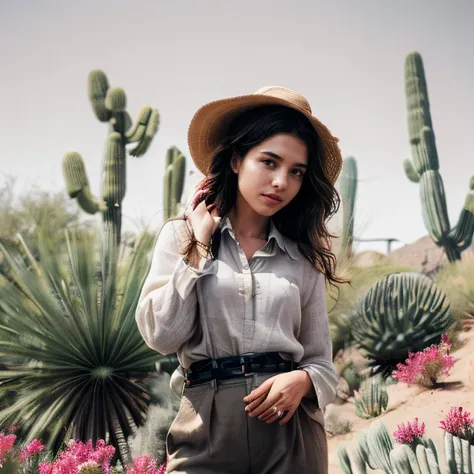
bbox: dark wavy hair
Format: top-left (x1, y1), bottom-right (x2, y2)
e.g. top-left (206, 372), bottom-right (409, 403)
top-left (185, 104), bottom-right (346, 289)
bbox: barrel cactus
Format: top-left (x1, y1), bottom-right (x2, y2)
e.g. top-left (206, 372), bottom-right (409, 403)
top-left (403, 51), bottom-right (474, 262)
top-left (339, 156), bottom-right (358, 257)
top-left (62, 69), bottom-right (160, 252)
top-left (352, 272), bottom-right (453, 377)
top-left (354, 377), bottom-right (388, 419)
top-left (163, 146), bottom-right (186, 220)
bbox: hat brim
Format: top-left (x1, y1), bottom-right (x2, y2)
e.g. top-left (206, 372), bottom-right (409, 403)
top-left (187, 93), bottom-right (342, 184)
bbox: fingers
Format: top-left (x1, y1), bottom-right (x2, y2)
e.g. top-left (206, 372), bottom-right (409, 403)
top-left (278, 407), bottom-right (297, 426)
top-left (244, 392), bottom-right (267, 413)
top-left (248, 393), bottom-right (281, 419)
top-left (243, 376), bottom-right (276, 404)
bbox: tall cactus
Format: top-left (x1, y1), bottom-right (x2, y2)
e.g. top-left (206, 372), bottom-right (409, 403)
top-left (163, 146), bottom-right (186, 220)
top-left (403, 51), bottom-right (474, 262)
top-left (62, 69), bottom-right (160, 252)
top-left (339, 156), bottom-right (358, 256)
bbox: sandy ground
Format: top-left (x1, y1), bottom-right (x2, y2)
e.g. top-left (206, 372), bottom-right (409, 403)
top-left (326, 329), bottom-right (474, 473)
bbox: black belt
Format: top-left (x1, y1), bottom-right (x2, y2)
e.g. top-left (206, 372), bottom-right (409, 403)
top-left (184, 352), bottom-right (297, 387)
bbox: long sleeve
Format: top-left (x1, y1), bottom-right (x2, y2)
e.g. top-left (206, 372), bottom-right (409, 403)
top-left (135, 219), bottom-right (216, 355)
top-left (297, 264), bottom-right (339, 412)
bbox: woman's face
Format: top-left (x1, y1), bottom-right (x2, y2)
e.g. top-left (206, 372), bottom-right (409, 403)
top-left (231, 133), bottom-right (308, 217)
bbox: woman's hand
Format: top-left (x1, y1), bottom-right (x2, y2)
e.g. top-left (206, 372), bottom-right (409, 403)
top-left (185, 189), bottom-right (221, 245)
top-left (242, 370), bottom-right (313, 425)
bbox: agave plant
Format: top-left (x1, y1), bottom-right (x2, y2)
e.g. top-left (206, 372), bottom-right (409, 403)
top-left (352, 272), bottom-right (454, 377)
top-left (0, 228), bottom-right (164, 464)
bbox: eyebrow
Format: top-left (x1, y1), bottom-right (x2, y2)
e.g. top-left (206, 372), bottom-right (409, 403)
top-left (261, 150), bottom-right (308, 169)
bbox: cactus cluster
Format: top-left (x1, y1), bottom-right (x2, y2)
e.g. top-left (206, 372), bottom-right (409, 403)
top-left (338, 419), bottom-right (473, 473)
top-left (163, 146), bottom-right (186, 220)
top-left (403, 52), bottom-right (474, 262)
top-left (354, 377), bottom-right (388, 419)
top-left (352, 272), bottom-right (453, 377)
top-left (62, 69), bottom-right (160, 250)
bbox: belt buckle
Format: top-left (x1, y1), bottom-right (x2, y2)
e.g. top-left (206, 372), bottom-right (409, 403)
top-left (241, 359), bottom-right (254, 377)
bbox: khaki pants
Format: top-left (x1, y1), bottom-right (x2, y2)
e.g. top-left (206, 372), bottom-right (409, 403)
top-left (166, 373), bottom-right (328, 474)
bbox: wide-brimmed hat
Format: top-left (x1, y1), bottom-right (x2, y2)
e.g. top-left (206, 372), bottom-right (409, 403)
top-left (187, 86), bottom-right (342, 184)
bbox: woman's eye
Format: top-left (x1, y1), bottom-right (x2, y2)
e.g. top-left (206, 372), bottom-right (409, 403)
top-left (262, 159), bottom-right (275, 167)
top-left (293, 169), bottom-right (304, 177)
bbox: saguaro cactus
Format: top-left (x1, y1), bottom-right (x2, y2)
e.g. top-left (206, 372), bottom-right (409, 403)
top-left (339, 156), bottom-right (358, 256)
top-left (62, 69), bottom-right (160, 250)
top-left (403, 51), bottom-right (474, 261)
top-left (163, 146), bottom-right (186, 220)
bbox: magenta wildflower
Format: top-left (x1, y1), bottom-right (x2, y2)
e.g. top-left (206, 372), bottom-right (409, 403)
top-left (392, 334), bottom-right (455, 387)
top-left (393, 417), bottom-right (426, 445)
top-left (440, 406), bottom-right (474, 442)
top-left (126, 454), bottom-right (166, 474)
top-left (19, 438), bottom-right (44, 461)
top-left (0, 432), bottom-right (16, 467)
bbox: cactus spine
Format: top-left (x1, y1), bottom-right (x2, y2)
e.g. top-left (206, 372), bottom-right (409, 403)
top-left (62, 69), bottom-right (159, 252)
top-left (163, 146), bottom-right (186, 220)
top-left (339, 156), bottom-right (358, 256)
top-left (403, 51), bottom-right (474, 262)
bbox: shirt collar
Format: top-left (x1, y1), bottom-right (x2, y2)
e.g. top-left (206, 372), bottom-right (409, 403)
top-left (219, 216), bottom-right (300, 261)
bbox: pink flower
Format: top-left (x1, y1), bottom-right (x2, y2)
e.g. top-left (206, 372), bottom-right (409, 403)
top-left (39, 439), bottom-right (115, 474)
top-left (19, 439), bottom-right (44, 461)
top-left (440, 407), bottom-right (474, 441)
top-left (126, 454), bottom-right (165, 474)
top-left (392, 334), bottom-right (455, 387)
top-left (393, 418), bottom-right (426, 444)
top-left (0, 433), bottom-right (17, 467)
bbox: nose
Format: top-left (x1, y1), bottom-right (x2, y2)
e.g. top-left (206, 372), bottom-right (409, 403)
top-left (272, 171), bottom-right (287, 190)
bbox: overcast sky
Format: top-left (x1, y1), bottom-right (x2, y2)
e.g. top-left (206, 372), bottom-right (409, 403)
top-left (1, 0), bottom-right (473, 253)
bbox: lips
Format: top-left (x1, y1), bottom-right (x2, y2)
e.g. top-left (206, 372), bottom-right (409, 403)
top-left (262, 193), bottom-right (283, 203)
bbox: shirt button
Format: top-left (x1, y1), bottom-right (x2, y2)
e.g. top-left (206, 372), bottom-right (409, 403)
top-left (243, 264), bottom-right (249, 270)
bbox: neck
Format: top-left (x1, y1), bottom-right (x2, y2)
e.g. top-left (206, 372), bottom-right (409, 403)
top-left (227, 200), bottom-right (270, 240)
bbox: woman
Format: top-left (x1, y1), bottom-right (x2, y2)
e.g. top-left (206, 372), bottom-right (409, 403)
top-left (136, 86), bottom-right (344, 473)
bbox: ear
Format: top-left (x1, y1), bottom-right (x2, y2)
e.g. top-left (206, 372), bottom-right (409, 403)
top-left (230, 155), bottom-right (240, 174)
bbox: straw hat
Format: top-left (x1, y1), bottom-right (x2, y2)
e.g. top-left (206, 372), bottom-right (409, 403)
top-left (187, 86), bottom-right (342, 184)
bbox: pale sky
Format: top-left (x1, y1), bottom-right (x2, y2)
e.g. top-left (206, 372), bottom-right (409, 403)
top-left (1, 0), bottom-right (473, 253)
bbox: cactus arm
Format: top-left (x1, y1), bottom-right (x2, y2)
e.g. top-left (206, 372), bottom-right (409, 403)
top-left (77, 187), bottom-right (106, 214)
top-left (163, 165), bottom-right (173, 220)
top-left (127, 108), bottom-right (160, 157)
top-left (448, 182), bottom-right (474, 251)
top-left (366, 420), bottom-right (394, 472)
top-left (338, 445), bottom-right (354, 474)
top-left (171, 152), bottom-right (186, 215)
top-left (416, 444), bottom-right (441, 474)
top-left (62, 151), bottom-right (105, 214)
top-left (419, 170), bottom-right (451, 243)
top-left (88, 69), bottom-right (112, 122)
top-left (357, 432), bottom-right (377, 470)
top-left (390, 444), bottom-right (420, 474)
top-left (404, 158), bottom-right (421, 183)
top-left (125, 106), bottom-right (152, 142)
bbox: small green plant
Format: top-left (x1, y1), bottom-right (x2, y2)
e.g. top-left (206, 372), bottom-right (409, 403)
top-left (354, 377), bottom-right (388, 419)
top-left (352, 272), bottom-right (454, 377)
top-left (325, 412), bottom-right (352, 436)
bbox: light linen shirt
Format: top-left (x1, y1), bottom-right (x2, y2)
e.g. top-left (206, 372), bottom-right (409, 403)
top-left (135, 216), bottom-right (339, 423)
